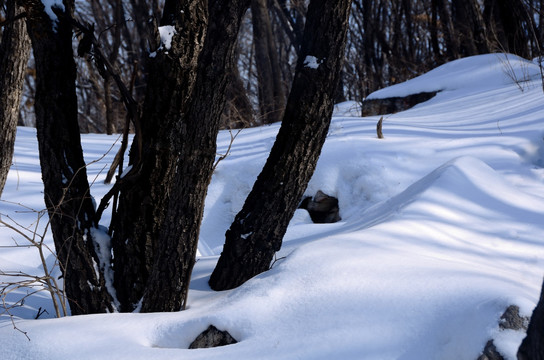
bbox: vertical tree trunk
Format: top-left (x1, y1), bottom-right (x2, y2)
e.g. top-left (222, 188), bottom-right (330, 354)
top-left (21, 0), bottom-right (114, 314)
top-left (436, 0), bottom-right (459, 59)
top-left (104, 75), bottom-right (116, 134)
top-left (222, 60), bottom-right (255, 129)
top-left (139, 0), bottom-right (250, 312)
top-left (452, 0), bottom-right (488, 56)
top-left (518, 279), bottom-right (544, 360)
top-left (495, 0), bottom-right (532, 58)
top-left (209, 0), bottom-right (352, 291)
top-left (111, 0), bottom-right (250, 312)
top-left (0, 0), bottom-right (30, 196)
top-left (251, 0), bottom-right (286, 124)
top-left (110, 0), bottom-right (209, 312)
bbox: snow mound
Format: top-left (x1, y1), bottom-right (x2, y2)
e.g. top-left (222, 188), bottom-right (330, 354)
top-left (367, 54), bottom-right (542, 99)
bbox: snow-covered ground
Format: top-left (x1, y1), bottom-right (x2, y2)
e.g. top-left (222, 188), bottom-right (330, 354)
top-left (1, 53), bottom-right (544, 359)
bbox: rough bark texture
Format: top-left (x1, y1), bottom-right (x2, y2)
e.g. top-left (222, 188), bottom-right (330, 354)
top-left (139, 0), bottom-right (250, 313)
top-left (110, 0), bottom-right (208, 312)
top-left (0, 1), bottom-right (30, 197)
top-left (21, 0), bottom-right (113, 314)
top-left (209, 0), bottom-right (352, 290)
top-left (111, 0), bottom-right (250, 312)
top-left (518, 279), bottom-right (544, 360)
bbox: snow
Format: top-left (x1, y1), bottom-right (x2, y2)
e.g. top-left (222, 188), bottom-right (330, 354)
top-left (149, 25), bottom-right (176, 57)
top-left (2, 54), bottom-right (544, 359)
top-left (367, 53), bottom-right (542, 99)
top-left (303, 55), bottom-right (323, 69)
top-left (40, 0), bottom-right (65, 28)
top-left (158, 25), bottom-right (176, 51)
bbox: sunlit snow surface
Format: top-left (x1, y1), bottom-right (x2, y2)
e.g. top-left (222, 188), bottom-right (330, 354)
top-left (2, 54), bottom-right (544, 359)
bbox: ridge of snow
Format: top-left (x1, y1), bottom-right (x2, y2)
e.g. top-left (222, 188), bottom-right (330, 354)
top-left (367, 53), bottom-right (542, 99)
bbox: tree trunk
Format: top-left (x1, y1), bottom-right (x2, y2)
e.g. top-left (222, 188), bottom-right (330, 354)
top-left (251, 0), bottom-right (286, 124)
top-left (110, 0), bottom-right (250, 312)
top-left (209, 0), bottom-right (352, 290)
top-left (222, 60), bottom-right (255, 129)
top-left (104, 75), bottom-right (116, 134)
top-left (452, 0), bottom-right (489, 56)
top-left (495, 0), bottom-right (532, 58)
top-left (110, 0), bottom-right (209, 312)
top-left (20, 0), bottom-right (114, 314)
top-left (518, 279), bottom-right (544, 360)
top-left (0, 0), bottom-right (30, 197)
top-left (139, 0), bottom-right (250, 313)
top-left (435, 0), bottom-right (460, 60)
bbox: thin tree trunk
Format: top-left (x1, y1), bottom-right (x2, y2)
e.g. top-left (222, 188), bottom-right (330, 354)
top-left (0, 0), bottom-right (30, 196)
top-left (436, 0), bottom-right (460, 59)
top-left (452, 0), bottom-right (488, 56)
top-left (20, 0), bottom-right (114, 314)
top-left (104, 75), bottom-right (116, 134)
top-left (495, 0), bottom-right (532, 58)
top-left (209, 0), bottom-right (352, 290)
top-left (222, 61), bottom-right (254, 129)
top-left (251, 0), bottom-right (286, 124)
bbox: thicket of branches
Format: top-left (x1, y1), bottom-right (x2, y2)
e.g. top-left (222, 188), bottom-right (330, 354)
top-left (2, 0), bottom-right (543, 133)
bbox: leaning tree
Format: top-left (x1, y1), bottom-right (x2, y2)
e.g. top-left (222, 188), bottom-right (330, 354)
top-left (210, 0), bottom-right (353, 290)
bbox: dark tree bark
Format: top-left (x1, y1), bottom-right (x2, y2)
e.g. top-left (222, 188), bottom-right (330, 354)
top-left (435, 0), bottom-right (460, 59)
top-left (139, 0), bottom-right (250, 313)
top-left (209, 0), bottom-right (352, 290)
top-left (103, 0), bottom-right (123, 135)
top-left (110, 0), bottom-right (250, 312)
top-left (0, 0), bottom-right (30, 197)
top-left (110, 0), bottom-right (209, 312)
top-left (452, 0), bottom-right (489, 56)
top-left (20, 0), bottom-right (114, 314)
top-left (251, 0), bottom-right (286, 124)
top-left (487, 0), bottom-right (533, 58)
top-left (518, 279), bottom-right (544, 360)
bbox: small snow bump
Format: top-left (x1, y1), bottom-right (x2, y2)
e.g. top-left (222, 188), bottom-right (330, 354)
top-left (303, 55), bottom-right (323, 69)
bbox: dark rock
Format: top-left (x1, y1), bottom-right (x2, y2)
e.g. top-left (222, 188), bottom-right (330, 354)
top-left (361, 91), bottom-right (438, 117)
top-left (477, 305), bottom-right (530, 359)
top-left (478, 340), bottom-right (504, 360)
top-left (299, 190), bottom-right (341, 224)
top-left (499, 305), bottom-right (529, 331)
top-left (188, 325), bottom-right (237, 349)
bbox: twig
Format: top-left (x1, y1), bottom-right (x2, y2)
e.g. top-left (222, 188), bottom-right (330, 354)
top-left (212, 128), bottom-right (243, 172)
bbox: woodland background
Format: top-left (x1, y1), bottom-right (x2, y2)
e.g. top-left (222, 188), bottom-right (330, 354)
top-left (3, 0), bottom-right (543, 133)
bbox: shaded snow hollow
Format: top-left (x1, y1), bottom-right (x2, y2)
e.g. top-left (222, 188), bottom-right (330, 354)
top-left (1, 54), bottom-right (544, 360)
